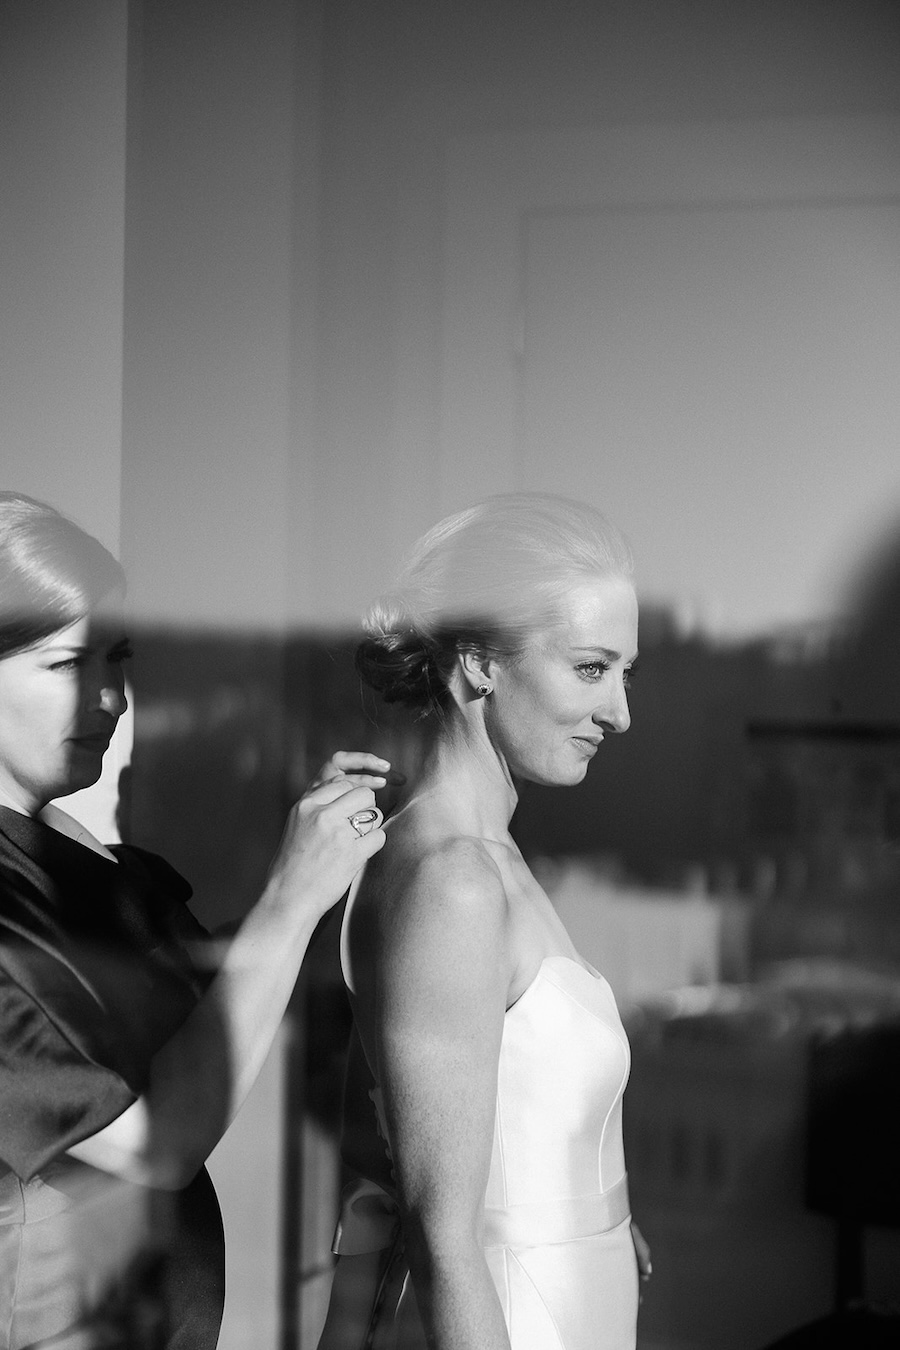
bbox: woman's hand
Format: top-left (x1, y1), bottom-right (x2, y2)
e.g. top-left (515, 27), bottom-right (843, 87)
top-left (266, 757), bottom-right (394, 920)
top-left (305, 750), bottom-right (406, 793)
top-left (631, 1221), bottom-right (652, 1298)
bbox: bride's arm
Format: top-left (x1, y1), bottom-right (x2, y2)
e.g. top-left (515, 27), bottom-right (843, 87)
top-left (359, 837), bottom-right (514, 1350)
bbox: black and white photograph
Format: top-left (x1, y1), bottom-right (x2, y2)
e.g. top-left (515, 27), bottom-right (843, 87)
top-left (2, 3), bottom-right (899, 1347)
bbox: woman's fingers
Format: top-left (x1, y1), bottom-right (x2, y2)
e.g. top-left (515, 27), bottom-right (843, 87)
top-left (287, 785), bottom-right (385, 851)
top-left (308, 751), bottom-right (388, 787)
top-left (308, 784), bottom-right (384, 826)
top-left (345, 806), bottom-right (384, 838)
top-left (303, 777), bottom-right (386, 809)
top-left (355, 766), bottom-right (406, 788)
top-left (306, 751), bottom-right (405, 792)
top-left (264, 756), bottom-right (396, 917)
top-left (631, 1222), bottom-right (652, 1281)
top-left (266, 783), bottom-right (386, 915)
top-left (329, 750), bottom-right (390, 776)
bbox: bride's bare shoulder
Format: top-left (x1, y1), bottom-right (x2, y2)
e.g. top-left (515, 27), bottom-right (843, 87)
top-left (359, 808), bottom-right (507, 924)
top-left (347, 805), bottom-right (515, 1006)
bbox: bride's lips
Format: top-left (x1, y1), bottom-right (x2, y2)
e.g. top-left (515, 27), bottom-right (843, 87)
top-left (70, 733), bottom-right (112, 752)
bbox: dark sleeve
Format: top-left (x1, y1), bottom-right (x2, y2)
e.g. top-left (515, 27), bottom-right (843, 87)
top-left (0, 969), bottom-right (136, 1182)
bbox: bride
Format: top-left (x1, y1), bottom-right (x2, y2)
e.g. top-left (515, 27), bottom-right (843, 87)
top-left (318, 493), bottom-right (650, 1350)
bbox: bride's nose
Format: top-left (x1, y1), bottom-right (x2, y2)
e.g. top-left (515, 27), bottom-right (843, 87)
top-left (593, 680), bottom-right (630, 734)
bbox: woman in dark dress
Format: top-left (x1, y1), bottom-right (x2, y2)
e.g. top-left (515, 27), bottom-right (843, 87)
top-left (0, 492), bottom-right (390, 1349)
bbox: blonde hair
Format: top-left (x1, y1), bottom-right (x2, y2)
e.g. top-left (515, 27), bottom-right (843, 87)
top-left (357, 493), bottom-right (632, 713)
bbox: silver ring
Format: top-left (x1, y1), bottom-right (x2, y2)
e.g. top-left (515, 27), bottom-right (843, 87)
top-left (348, 808), bottom-right (380, 838)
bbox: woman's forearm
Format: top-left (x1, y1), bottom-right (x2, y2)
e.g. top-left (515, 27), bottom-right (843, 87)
top-left (69, 763), bottom-right (389, 1186)
top-left (145, 879), bottom-right (320, 1181)
top-left (69, 880), bottom-right (319, 1187)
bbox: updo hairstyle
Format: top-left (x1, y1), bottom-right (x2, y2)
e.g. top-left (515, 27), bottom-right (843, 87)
top-left (0, 493), bottom-right (125, 659)
top-left (357, 493), bottom-right (632, 715)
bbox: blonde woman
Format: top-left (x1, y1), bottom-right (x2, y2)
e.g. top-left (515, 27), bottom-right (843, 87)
top-left (320, 494), bottom-right (650, 1350)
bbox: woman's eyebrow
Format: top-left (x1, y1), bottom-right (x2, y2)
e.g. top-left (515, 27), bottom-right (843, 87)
top-left (41, 635), bottom-right (131, 657)
top-left (569, 645), bottom-right (640, 662)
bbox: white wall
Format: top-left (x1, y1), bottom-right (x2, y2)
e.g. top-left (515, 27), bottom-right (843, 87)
top-left (0, 0), bottom-right (127, 553)
top-left (120, 0), bottom-right (307, 631)
top-left (310, 0), bottom-right (900, 635)
top-left (441, 119), bottom-right (900, 637)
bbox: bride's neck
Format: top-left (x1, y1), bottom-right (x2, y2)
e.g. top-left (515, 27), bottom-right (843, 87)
top-left (409, 714), bottom-right (517, 840)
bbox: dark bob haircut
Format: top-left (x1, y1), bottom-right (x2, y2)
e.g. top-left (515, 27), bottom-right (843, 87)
top-left (0, 493), bottom-right (125, 659)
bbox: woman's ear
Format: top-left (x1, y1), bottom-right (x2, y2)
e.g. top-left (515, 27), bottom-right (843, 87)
top-left (458, 648), bottom-right (494, 699)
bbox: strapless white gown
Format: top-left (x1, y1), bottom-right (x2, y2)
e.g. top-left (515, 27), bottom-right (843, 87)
top-left (324, 936), bottom-right (639, 1349)
top-left (481, 956), bottom-right (638, 1349)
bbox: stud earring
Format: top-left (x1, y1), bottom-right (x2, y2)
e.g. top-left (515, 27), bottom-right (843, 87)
top-left (476, 683), bottom-right (493, 697)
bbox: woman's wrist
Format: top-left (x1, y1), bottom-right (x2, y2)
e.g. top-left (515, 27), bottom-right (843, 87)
top-left (259, 866), bottom-right (334, 931)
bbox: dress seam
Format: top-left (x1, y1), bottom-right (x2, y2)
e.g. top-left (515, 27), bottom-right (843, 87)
top-left (514, 965), bottom-right (630, 1201)
top-left (506, 1246), bottom-right (566, 1349)
top-left (538, 968), bottom-right (629, 1055)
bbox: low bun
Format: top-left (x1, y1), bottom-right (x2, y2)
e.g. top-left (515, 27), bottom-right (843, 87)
top-left (355, 600), bottom-right (453, 713)
top-left (355, 634), bottom-right (437, 711)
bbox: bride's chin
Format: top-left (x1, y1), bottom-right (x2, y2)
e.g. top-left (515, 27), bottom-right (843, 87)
top-left (532, 763), bottom-right (589, 789)
top-left (561, 756), bottom-right (591, 785)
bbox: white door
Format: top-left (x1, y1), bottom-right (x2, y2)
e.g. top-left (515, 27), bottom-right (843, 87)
top-left (441, 117), bottom-right (900, 638)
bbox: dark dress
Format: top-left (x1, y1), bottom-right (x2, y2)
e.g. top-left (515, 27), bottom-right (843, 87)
top-left (0, 806), bottom-right (225, 1350)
